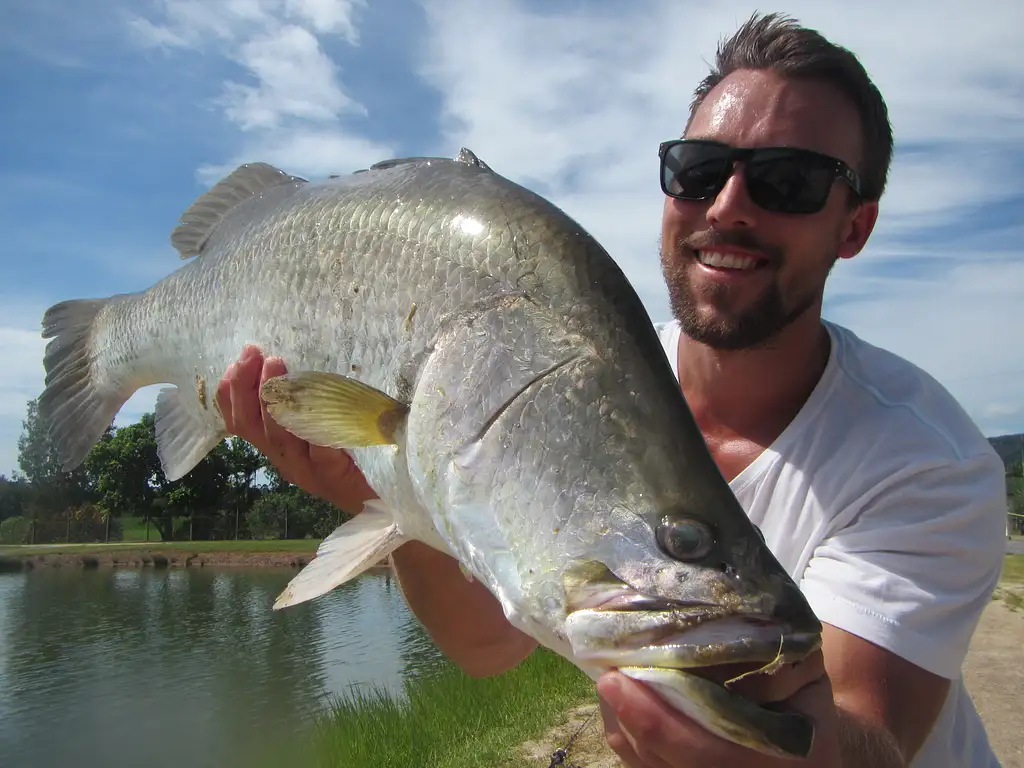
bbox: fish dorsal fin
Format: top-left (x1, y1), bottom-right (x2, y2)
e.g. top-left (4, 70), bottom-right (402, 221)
top-left (170, 163), bottom-right (307, 259)
top-left (362, 148), bottom-right (491, 174)
top-left (454, 147), bottom-right (491, 170)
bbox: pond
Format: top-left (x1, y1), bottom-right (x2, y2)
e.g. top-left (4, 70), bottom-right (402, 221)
top-left (0, 566), bottom-right (448, 768)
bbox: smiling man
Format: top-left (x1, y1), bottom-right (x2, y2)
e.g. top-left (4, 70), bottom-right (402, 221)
top-left (215, 12), bottom-right (1007, 768)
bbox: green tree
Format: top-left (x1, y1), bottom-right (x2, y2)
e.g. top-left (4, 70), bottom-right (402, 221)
top-left (84, 413), bottom-right (161, 524)
top-left (1007, 461), bottom-right (1024, 535)
top-left (0, 473), bottom-right (32, 523)
top-left (246, 486), bottom-right (342, 540)
top-left (16, 398), bottom-right (101, 542)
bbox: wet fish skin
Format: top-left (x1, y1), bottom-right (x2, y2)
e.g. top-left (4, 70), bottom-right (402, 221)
top-left (38, 148), bottom-right (822, 758)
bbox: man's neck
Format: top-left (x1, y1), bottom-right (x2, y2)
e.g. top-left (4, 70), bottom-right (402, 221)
top-left (676, 313), bottom-right (832, 449)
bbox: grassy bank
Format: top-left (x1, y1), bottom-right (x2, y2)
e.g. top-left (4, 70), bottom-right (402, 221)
top-left (1001, 554), bottom-right (1024, 584)
top-left (261, 648), bottom-right (597, 768)
top-left (0, 538), bottom-right (321, 558)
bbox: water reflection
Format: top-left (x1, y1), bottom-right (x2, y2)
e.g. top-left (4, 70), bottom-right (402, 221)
top-left (0, 566), bottom-right (447, 768)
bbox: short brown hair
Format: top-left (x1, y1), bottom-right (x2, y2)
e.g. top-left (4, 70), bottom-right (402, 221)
top-left (686, 13), bottom-right (893, 202)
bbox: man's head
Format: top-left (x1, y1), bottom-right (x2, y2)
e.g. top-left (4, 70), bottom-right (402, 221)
top-left (661, 13), bottom-right (892, 350)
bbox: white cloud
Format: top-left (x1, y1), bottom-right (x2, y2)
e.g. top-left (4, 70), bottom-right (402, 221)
top-left (221, 24), bottom-right (363, 131)
top-left (285, 0), bottom-right (362, 38)
top-left (130, 0), bottom-right (370, 179)
top-left (197, 128), bottom-right (393, 183)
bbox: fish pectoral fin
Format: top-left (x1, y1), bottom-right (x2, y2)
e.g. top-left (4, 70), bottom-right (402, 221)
top-left (170, 162), bottom-right (307, 258)
top-left (155, 387), bottom-right (228, 481)
top-left (273, 500), bottom-right (406, 610)
top-left (260, 371), bottom-right (410, 448)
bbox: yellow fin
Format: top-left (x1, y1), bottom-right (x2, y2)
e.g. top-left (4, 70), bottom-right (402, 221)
top-left (260, 371), bottom-right (409, 448)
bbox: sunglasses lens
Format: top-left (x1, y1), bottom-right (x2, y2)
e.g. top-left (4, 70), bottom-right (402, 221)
top-left (746, 151), bottom-right (835, 213)
top-left (661, 142), bottom-right (843, 214)
top-left (661, 142), bottom-right (731, 199)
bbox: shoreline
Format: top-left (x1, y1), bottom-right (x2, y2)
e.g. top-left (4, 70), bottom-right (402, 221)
top-left (0, 549), bottom-right (313, 571)
top-left (0, 547), bottom-right (391, 572)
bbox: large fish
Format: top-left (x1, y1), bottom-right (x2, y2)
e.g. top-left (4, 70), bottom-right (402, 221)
top-left (39, 148), bottom-right (822, 757)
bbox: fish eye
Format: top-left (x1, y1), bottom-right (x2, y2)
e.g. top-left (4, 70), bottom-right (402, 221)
top-left (656, 517), bottom-right (715, 561)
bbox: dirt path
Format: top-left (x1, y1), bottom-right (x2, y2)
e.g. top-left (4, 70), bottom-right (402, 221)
top-left (965, 590), bottom-right (1024, 768)
top-left (524, 596), bottom-right (1024, 767)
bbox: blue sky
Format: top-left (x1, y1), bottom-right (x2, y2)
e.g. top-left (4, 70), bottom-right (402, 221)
top-left (1, 0), bottom-right (1022, 476)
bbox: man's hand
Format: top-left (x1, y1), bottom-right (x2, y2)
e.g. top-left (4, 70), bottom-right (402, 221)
top-left (215, 345), bottom-right (537, 677)
top-left (215, 344), bottom-right (376, 514)
top-left (596, 652), bottom-right (843, 768)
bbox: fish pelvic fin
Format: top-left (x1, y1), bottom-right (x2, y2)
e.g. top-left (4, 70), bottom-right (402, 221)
top-left (38, 297), bottom-right (129, 473)
top-left (273, 500), bottom-right (406, 610)
top-left (154, 387), bottom-right (228, 481)
top-left (170, 162), bottom-right (307, 259)
top-left (260, 371), bottom-right (409, 448)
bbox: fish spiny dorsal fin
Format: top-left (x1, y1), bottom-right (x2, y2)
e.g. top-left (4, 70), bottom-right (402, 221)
top-left (170, 163), bottom-right (307, 259)
top-left (454, 147), bottom-right (491, 171)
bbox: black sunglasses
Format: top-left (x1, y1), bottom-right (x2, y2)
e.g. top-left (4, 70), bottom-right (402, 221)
top-left (659, 139), bottom-right (862, 214)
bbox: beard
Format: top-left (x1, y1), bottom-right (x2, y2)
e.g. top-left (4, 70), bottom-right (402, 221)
top-left (661, 230), bottom-right (829, 351)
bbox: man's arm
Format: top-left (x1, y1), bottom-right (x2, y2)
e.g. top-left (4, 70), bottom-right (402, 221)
top-left (823, 622), bottom-right (950, 767)
top-left (217, 346), bottom-right (536, 677)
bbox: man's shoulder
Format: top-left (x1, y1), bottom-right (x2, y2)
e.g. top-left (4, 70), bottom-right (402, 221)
top-left (821, 322), bottom-right (998, 467)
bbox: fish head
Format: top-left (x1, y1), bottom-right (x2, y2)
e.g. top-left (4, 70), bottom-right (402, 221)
top-left (561, 499), bottom-right (822, 671)
top-left (548, 405), bottom-right (824, 758)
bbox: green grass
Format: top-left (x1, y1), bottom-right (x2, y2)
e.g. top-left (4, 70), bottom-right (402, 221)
top-left (0, 538), bottom-right (321, 557)
top-left (1000, 554), bottom-right (1024, 584)
top-left (262, 648), bottom-right (596, 768)
top-left (120, 515), bottom-right (161, 542)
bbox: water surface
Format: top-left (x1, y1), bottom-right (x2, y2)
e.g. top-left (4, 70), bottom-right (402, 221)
top-left (0, 566), bottom-right (447, 768)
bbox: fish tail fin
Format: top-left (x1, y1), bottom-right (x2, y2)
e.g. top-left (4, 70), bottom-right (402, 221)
top-left (39, 298), bottom-right (129, 472)
top-left (273, 500), bottom-right (406, 610)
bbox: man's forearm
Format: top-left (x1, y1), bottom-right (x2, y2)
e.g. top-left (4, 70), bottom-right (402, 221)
top-left (390, 540), bottom-right (537, 677)
top-left (836, 707), bottom-right (906, 768)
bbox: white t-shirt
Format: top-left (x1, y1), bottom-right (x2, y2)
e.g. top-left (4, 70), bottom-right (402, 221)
top-left (656, 318), bottom-right (1007, 768)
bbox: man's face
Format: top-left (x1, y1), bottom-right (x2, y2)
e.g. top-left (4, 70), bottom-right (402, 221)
top-left (661, 69), bottom-right (877, 350)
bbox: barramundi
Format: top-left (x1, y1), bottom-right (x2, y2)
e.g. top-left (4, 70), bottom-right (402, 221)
top-left (39, 148), bottom-right (822, 757)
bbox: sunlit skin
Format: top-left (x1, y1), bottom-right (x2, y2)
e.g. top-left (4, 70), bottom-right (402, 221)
top-left (215, 68), bottom-right (953, 768)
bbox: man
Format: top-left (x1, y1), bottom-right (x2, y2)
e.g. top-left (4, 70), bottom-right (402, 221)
top-left (216, 13), bottom-right (1007, 767)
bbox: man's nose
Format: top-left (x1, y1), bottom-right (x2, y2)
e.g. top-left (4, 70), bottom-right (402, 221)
top-left (706, 164), bottom-right (758, 229)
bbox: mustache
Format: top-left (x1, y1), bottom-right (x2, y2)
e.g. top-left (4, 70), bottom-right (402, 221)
top-left (680, 230), bottom-right (783, 263)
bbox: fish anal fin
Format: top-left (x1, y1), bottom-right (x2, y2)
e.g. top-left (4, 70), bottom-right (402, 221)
top-left (260, 371), bottom-right (409, 448)
top-left (170, 162), bottom-right (307, 258)
top-left (273, 501), bottom-right (405, 610)
top-left (155, 387), bottom-right (227, 481)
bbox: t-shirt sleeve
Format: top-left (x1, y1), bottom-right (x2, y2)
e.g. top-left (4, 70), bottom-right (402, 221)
top-left (797, 451), bottom-right (1008, 679)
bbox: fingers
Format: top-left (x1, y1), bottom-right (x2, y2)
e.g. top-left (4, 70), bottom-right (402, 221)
top-left (725, 651), bottom-right (828, 704)
top-left (217, 344), bottom-right (263, 439)
top-left (597, 675), bottom-right (686, 768)
top-left (216, 346), bottom-right (375, 512)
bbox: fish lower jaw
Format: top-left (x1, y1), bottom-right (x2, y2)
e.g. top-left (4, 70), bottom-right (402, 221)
top-left (617, 666), bottom-right (816, 759)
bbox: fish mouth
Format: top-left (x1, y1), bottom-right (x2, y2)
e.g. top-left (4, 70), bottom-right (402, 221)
top-left (563, 581), bottom-right (821, 758)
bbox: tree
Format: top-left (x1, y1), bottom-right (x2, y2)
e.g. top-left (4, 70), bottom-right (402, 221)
top-left (246, 486), bottom-right (341, 540)
top-left (16, 398), bottom-right (101, 542)
top-left (1007, 460), bottom-right (1024, 535)
top-left (84, 413), bottom-right (161, 524)
top-left (0, 473), bottom-right (31, 523)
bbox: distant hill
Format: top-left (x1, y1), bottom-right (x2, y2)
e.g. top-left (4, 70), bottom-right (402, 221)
top-left (989, 433), bottom-right (1024, 469)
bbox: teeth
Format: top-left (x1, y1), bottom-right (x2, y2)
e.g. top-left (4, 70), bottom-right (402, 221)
top-left (697, 251), bottom-right (759, 270)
